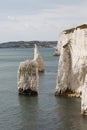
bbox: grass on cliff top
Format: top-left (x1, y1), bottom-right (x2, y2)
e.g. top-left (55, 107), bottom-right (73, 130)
top-left (64, 24), bottom-right (87, 34)
top-left (64, 28), bottom-right (75, 34)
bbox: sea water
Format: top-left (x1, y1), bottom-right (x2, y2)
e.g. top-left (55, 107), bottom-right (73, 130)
top-left (0, 48), bottom-right (87, 130)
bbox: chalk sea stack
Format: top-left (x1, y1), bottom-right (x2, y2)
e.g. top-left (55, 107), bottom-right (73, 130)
top-left (18, 60), bottom-right (39, 96)
top-left (34, 44), bottom-right (45, 72)
top-left (17, 44), bottom-right (45, 96)
top-left (55, 24), bottom-right (87, 98)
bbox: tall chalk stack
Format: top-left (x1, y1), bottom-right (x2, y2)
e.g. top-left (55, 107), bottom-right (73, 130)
top-left (18, 60), bottom-right (39, 96)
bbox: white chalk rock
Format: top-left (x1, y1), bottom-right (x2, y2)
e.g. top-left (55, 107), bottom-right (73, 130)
top-left (55, 24), bottom-right (87, 96)
top-left (81, 74), bottom-right (87, 115)
top-left (53, 31), bottom-right (69, 56)
top-left (18, 59), bottom-right (39, 96)
top-left (34, 44), bottom-right (45, 72)
top-left (53, 41), bottom-right (60, 56)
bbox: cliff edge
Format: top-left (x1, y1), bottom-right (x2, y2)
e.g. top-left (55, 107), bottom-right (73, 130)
top-left (54, 24), bottom-right (87, 56)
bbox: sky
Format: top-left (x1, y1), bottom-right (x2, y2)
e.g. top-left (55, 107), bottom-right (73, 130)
top-left (0, 0), bottom-right (87, 43)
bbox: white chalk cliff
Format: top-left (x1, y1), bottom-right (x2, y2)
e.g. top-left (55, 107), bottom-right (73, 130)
top-left (34, 44), bottom-right (45, 72)
top-left (18, 59), bottom-right (39, 96)
top-left (55, 24), bottom-right (87, 97)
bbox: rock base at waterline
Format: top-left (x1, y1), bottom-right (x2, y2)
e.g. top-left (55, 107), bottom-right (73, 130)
top-left (18, 88), bottom-right (38, 96)
top-left (81, 110), bottom-right (87, 115)
top-left (55, 88), bottom-right (81, 98)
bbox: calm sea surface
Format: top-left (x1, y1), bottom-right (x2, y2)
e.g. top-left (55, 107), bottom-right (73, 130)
top-left (0, 48), bottom-right (87, 130)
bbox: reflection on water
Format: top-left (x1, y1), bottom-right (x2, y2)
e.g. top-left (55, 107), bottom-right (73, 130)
top-left (18, 94), bottom-right (87, 130)
top-left (18, 96), bottom-right (38, 130)
top-left (55, 97), bottom-right (87, 130)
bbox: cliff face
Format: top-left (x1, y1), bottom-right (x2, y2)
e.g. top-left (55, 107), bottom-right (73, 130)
top-left (55, 24), bottom-right (87, 96)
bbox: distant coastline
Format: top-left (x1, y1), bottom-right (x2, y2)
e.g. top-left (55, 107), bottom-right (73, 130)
top-left (0, 41), bottom-right (57, 48)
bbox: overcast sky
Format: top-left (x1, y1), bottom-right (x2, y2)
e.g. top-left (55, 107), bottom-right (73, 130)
top-left (0, 0), bottom-right (87, 43)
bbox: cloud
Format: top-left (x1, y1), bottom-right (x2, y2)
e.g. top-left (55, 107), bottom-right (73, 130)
top-left (7, 3), bottom-right (87, 29)
top-left (0, 2), bottom-right (87, 42)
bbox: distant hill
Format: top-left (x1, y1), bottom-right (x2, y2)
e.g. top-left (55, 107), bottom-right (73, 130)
top-left (0, 41), bottom-right (57, 48)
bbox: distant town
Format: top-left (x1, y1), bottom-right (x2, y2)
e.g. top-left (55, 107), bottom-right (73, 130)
top-left (0, 41), bottom-right (57, 48)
